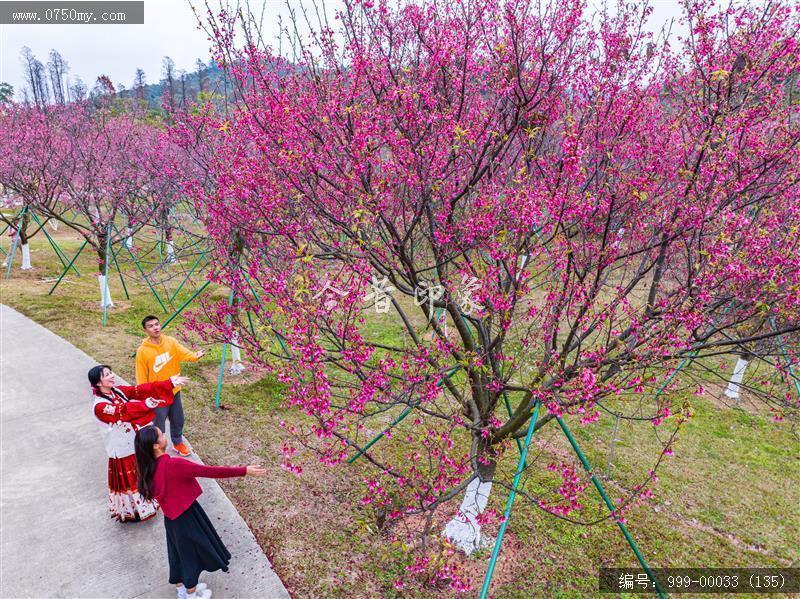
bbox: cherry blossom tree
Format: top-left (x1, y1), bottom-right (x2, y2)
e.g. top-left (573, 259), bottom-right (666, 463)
top-left (0, 104), bottom-right (71, 271)
top-left (0, 103), bottom-right (164, 305)
top-left (180, 0), bottom-right (800, 578)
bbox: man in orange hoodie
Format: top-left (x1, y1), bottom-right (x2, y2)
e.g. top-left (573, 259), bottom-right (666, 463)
top-left (135, 315), bottom-right (205, 456)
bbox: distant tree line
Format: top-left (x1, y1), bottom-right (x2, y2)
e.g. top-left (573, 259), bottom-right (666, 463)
top-left (1, 47), bottom-right (229, 113)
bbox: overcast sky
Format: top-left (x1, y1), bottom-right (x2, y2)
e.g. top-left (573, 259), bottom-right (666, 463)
top-left (0, 0), bottom-right (687, 99)
top-left (0, 0), bottom-right (307, 96)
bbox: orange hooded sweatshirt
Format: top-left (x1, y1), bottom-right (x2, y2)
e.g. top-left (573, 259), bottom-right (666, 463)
top-left (135, 334), bottom-right (199, 392)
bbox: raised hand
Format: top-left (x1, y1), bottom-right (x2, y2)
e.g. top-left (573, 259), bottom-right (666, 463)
top-left (246, 465), bottom-right (267, 477)
top-left (170, 375), bottom-right (190, 387)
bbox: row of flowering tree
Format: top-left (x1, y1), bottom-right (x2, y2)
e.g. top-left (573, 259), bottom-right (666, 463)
top-left (0, 106), bottom-right (67, 271)
top-left (177, 0), bottom-right (800, 579)
top-left (0, 103), bottom-right (183, 305)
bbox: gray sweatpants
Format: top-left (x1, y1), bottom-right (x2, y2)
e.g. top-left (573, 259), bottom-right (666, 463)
top-left (153, 391), bottom-right (184, 445)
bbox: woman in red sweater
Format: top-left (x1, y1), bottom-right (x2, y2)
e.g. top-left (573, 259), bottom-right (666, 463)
top-left (134, 425), bottom-right (265, 599)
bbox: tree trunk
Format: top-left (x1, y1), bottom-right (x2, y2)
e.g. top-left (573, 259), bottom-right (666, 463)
top-left (164, 216), bottom-right (176, 263)
top-left (20, 244), bottom-right (32, 269)
top-left (517, 254), bottom-right (531, 282)
top-left (229, 333), bottom-right (245, 375)
top-left (724, 355), bottom-right (750, 400)
top-left (444, 452), bottom-right (497, 555)
top-left (97, 235), bottom-right (114, 308)
top-left (19, 212), bottom-right (32, 270)
top-left (3, 213), bottom-right (33, 270)
top-left (444, 477), bottom-right (495, 555)
top-left (97, 274), bottom-right (114, 308)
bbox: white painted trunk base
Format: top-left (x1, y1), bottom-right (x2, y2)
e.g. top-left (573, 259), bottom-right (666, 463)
top-left (20, 244), bottom-right (32, 270)
top-left (613, 227), bottom-right (626, 249)
top-left (97, 274), bottom-right (114, 308)
top-left (516, 254), bottom-right (532, 282)
top-left (443, 478), bottom-right (494, 555)
top-left (125, 228), bottom-right (134, 249)
top-left (48, 220), bottom-right (58, 232)
top-left (230, 335), bottom-right (245, 375)
top-left (166, 241), bottom-right (176, 263)
top-left (724, 357), bottom-right (749, 399)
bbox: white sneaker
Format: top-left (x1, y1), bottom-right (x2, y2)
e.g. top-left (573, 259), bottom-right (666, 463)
top-left (186, 589), bottom-right (211, 599)
top-left (178, 584), bottom-right (207, 599)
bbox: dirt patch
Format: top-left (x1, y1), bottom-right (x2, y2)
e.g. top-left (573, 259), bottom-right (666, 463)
top-left (78, 300), bottom-right (134, 314)
top-left (701, 382), bottom-right (762, 414)
top-left (196, 409), bottom-right (388, 596)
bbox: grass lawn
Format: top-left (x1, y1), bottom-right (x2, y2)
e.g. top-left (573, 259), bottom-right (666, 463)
top-left (1, 230), bottom-right (798, 597)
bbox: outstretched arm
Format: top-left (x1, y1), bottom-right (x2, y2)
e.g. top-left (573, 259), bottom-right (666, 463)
top-left (170, 457), bottom-right (247, 479)
top-left (116, 380), bottom-right (175, 404)
top-left (175, 340), bottom-right (204, 363)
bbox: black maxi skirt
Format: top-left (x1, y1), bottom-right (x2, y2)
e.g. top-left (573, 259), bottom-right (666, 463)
top-left (165, 501), bottom-right (231, 588)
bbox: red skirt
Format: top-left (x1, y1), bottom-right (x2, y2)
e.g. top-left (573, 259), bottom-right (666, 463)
top-left (107, 454), bottom-right (159, 522)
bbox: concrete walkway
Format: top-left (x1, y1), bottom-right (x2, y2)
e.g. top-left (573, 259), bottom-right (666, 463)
top-left (0, 304), bottom-right (289, 599)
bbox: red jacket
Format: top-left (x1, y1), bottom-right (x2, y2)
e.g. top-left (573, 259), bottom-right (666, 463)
top-left (93, 380), bottom-right (175, 428)
top-left (153, 454), bottom-right (247, 519)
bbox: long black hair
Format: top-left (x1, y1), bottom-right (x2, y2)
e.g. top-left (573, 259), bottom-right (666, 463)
top-left (134, 426), bottom-right (160, 501)
top-left (87, 364), bottom-right (112, 391)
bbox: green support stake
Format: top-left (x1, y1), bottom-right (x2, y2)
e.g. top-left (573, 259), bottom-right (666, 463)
top-left (769, 317), bottom-right (800, 397)
top-left (556, 416), bottom-right (666, 599)
top-left (0, 219), bottom-right (11, 254)
top-left (347, 365), bottom-right (462, 464)
top-left (215, 343), bottom-right (229, 410)
top-left (102, 223), bottom-right (112, 326)
top-left (48, 240), bottom-right (88, 294)
top-left (481, 352), bottom-right (690, 597)
top-left (239, 268), bottom-right (263, 304)
top-left (112, 223), bottom-right (168, 312)
top-left (29, 212), bottom-right (78, 274)
top-left (240, 269), bottom-right (295, 357)
top-left (347, 314), bottom-right (528, 465)
top-left (240, 269), bottom-right (294, 353)
top-left (3, 229), bottom-right (21, 278)
top-left (214, 289), bottom-right (236, 409)
top-left (501, 390), bottom-right (526, 457)
top-left (169, 252), bottom-right (208, 303)
top-left (4, 206), bottom-right (26, 279)
top-left (348, 406), bottom-right (413, 465)
top-left (480, 402), bottom-right (540, 599)
top-left (129, 279), bottom-right (214, 359)
top-left (108, 240), bottom-right (130, 300)
top-left (246, 311), bottom-right (256, 337)
top-left (161, 280), bottom-right (212, 330)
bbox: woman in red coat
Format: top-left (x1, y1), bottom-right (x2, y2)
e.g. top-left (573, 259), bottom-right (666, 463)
top-left (89, 364), bottom-right (188, 522)
top-left (134, 425), bottom-right (265, 599)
